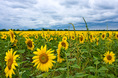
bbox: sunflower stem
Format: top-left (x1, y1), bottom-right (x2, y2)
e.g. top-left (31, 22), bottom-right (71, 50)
top-left (16, 68), bottom-right (21, 78)
top-left (65, 52), bottom-right (69, 78)
top-left (95, 64), bottom-right (98, 78)
top-left (69, 23), bottom-right (76, 37)
top-left (51, 62), bottom-right (58, 77)
top-left (1, 58), bottom-right (5, 78)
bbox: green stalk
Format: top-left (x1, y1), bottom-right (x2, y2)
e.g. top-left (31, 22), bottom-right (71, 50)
top-left (69, 23), bottom-right (76, 37)
top-left (16, 68), bottom-right (21, 78)
top-left (95, 64), bottom-right (98, 78)
top-left (1, 58), bottom-right (5, 78)
top-left (52, 62), bottom-right (58, 77)
top-left (65, 52), bottom-right (69, 78)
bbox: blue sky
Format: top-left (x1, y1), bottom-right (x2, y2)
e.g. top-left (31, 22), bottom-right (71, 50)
top-left (0, 0), bottom-right (118, 30)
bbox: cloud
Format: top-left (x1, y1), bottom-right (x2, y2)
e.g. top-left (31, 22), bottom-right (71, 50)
top-left (0, 0), bottom-right (118, 30)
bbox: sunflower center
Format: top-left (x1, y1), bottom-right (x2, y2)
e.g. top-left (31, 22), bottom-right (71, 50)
top-left (117, 34), bottom-right (118, 38)
top-left (11, 33), bottom-right (14, 38)
top-left (80, 36), bottom-right (83, 41)
top-left (61, 42), bottom-right (66, 47)
top-left (27, 40), bottom-right (32, 47)
top-left (107, 55), bottom-right (112, 60)
top-left (39, 53), bottom-right (48, 64)
top-left (72, 36), bottom-right (74, 39)
top-left (102, 34), bottom-right (105, 38)
top-left (4, 35), bottom-right (6, 38)
top-left (35, 36), bottom-right (38, 38)
top-left (90, 35), bottom-right (92, 39)
top-left (8, 58), bottom-right (13, 70)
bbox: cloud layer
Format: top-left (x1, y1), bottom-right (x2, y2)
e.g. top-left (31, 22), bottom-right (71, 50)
top-left (0, 0), bottom-right (118, 30)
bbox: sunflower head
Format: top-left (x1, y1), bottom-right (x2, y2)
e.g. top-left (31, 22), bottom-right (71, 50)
top-left (4, 48), bottom-right (19, 78)
top-left (115, 33), bottom-right (118, 39)
top-left (101, 33), bottom-right (106, 40)
top-left (62, 36), bottom-right (67, 41)
top-left (57, 44), bottom-right (65, 63)
top-left (79, 34), bottom-right (85, 44)
top-left (25, 38), bottom-right (34, 50)
top-left (71, 35), bottom-right (75, 40)
top-left (35, 35), bottom-right (38, 39)
top-left (32, 45), bottom-right (56, 72)
top-left (103, 51), bottom-right (115, 64)
top-left (9, 29), bottom-right (16, 43)
top-left (1, 34), bottom-right (7, 40)
top-left (95, 38), bottom-right (99, 45)
top-left (59, 40), bottom-right (68, 50)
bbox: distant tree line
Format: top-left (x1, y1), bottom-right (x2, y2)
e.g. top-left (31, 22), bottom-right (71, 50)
top-left (0, 28), bottom-right (118, 31)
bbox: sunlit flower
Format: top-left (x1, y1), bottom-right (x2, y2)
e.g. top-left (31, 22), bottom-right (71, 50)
top-left (32, 45), bottom-right (56, 72)
top-left (25, 38), bottom-right (34, 50)
top-left (59, 40), bottom-right (68, 50)
top-left (101, 33), bottom-right (106, 40)
top-left (57, 44), bottom-right (65, 63)
top-left (9, 29), bottom-right (16, 43)
top-left (62, 36), bottom-right (67, 41)
top-left (79, 34), bottom-right (85, 44)
top-left (4, 48), bottom-right (19, 78)
top-left (1, 34), bottom-right (7, 40)
top-left (103, 51), bottom-right (115, 64)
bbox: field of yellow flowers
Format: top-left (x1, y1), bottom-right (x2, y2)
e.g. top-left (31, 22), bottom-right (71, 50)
top-left (0, 30), bottom-right (118, 78)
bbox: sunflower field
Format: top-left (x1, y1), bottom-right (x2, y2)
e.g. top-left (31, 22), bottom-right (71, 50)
top-left (0, 29), bottom-right (118, 78)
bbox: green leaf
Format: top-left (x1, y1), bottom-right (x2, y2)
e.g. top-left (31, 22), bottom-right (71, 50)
top-left (42, 72), bottom-right (51, 77)
top-left (85, 66), bottom-right (95, 69)
top-left (98, 66), bottom-right (108, 72)
top-left (36, 74), bottom-right (43, 78)
top-left (88, 75), bottom-right (96, 78)
top-left (68, 58), bottom-right (76, 61)
top-left (18, 61), bottom-right (27, 66)
top-left (56, 68), bottom-right (67, 71)
top-left (19, 70), bottom-right (26, 77)
top-left (17, 49), bottom-right (25, 53)
top-left (108, 74), bottom-right (115, 78)
top-left (93, 56), bottom-right (98, 60)
top-left (71, 64), bottom-right (80, 69)
top-left (66, 53), bottom-right (70, 56)
top-left (85, 66), bottom-right (96, 72)
top-left (75, 73), bottom-right (88, 77)
top-left (94, 60), bottom-right (100, 65)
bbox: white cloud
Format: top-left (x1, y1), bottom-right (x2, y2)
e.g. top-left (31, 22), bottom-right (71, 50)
top-left (0, 0), bottom-right (118, 29)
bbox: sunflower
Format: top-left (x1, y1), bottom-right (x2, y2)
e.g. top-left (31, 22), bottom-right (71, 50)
top-left (25, 38), bottom-right (34, 50)
top-left (59, 40), bottom-right (68, 50)
top-left (9, 29), bottom-right (16, 43)
top-left (32, 45), bottom-right (56, 72)
top-left (115, 33), bottom-right (118, 39)
top-left (57, 44), bottom-right (65, 63)
top-left (35, 35), bottom-right (38, 39)
top-left (71, 35), bottom-right (75, 40)
top-left (13, 39), bottom-right (18, 47)
top-left (1, 34), bottom-right (7, 40)
top-left (89, 34), bottom-right (93, 42)
top-left (4, 48), bottom-right (19, 78)
top-left (46, 34), bottom-right (50, 39)
top-left (103, 51), bottom-right (115, 64)
top-left (95, 38), bottom-right (99, 45)
top-left (41, 33), bottom-right (45, 38)
top-left (49, 37), bottom-right (53, 42)
top-left (79, 34), bottom-right (85, 44)
top-left (62, 36), bottom-right (67, 41)
top-left (101, 33), bottom-right (106, 40)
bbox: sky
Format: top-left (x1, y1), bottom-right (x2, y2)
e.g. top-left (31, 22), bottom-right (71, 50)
top-left (0, 0), bottom-right (118, 30)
